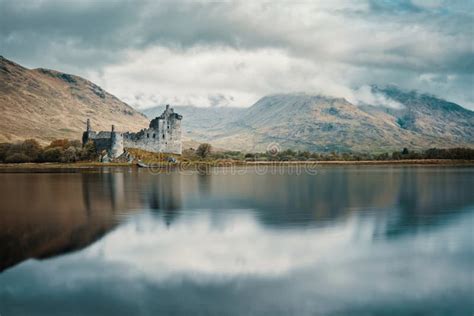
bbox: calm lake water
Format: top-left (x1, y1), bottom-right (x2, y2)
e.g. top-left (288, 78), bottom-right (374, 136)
top-left (0, 166), bottom-right (473, 315)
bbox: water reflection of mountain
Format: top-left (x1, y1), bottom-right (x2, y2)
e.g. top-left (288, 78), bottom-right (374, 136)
top-left (1, 172), bottom-right (119, 272)
top-left (386, 168), bottom-right (474, 237)
top-left (1, 166), bottom-right (473, 272)
top-left (178, 167), bottom-right (474, 232)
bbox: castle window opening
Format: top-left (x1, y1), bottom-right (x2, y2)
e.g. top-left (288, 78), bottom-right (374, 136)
top-left (153, 133), bottom-right (155, 138)
top-left (147, 133), bottom-right (149, 138)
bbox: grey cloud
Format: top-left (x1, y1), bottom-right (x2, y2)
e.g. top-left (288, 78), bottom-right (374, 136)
top-left (2, 0), bottom-right (472, 72)
top-left (0, 0), bottom-right (473, 108)
top-left (0, 1), bottom-right (136, 40)
top-left (0, 0), bottom-right (143, 69)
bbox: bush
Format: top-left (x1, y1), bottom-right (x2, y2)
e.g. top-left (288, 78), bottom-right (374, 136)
top-left (41, 147), bottom-right (63, 162)
top-left (392, 151), bottom-right (402, 160)
top-left (80, 141), bottom-right (97, 161)
top-left (63, 146), bottom-right (79, 163)
top-left (21, 139), bottom-right (42, 161)
top-left (69, 140), bottom-right (82, 148)
top-left (0, 138), bottom-right (95, 163)
top-left (196, 143), bottom-right (212, 159)
top-left (0, 143), bottom-right (12, 162)
top-left (375, 153), bottom-right (390, 160)
top-left (5, 153), bottom-right (32, 163)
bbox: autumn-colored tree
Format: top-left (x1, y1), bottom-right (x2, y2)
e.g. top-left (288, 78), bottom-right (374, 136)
top-left (48, 139), bottom-right (70, 149)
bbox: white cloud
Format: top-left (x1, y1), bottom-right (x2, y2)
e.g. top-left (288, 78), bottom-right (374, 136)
top-left (89, 45), bottom-right (471, 109)
top-left (347, 86), bottom-right (405, 109)
top-left (89, 46), bottom-right (352, 108)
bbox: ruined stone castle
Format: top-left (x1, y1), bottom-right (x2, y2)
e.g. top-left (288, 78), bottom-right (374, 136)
top-left (82, 105), bottom-right (182, 158)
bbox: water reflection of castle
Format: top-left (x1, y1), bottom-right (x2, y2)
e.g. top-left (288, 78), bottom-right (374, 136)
top-left (82, 171), bottom-right (183, 215)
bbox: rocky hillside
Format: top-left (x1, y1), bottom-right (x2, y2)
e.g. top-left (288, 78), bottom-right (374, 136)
top-left (145, 88), bottom-right (474, 152)
top-left (0, 56), bottom-right (148, 144)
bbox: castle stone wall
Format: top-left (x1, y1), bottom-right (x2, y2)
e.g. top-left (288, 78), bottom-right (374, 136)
top-left (110, 132), bottom-right (124, 158)
top-left (123, 115), bottom-right (181, 154)
top-left (93, 137), bottom-right (113, 154)
top-left (83, 105), bottom-right (182, 158)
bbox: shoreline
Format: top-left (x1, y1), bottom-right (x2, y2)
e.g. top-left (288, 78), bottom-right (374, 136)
top-left (0, 159), bottom-right (473, 170)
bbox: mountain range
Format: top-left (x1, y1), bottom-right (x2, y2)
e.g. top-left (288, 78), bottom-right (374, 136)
top-left (1, 56), bottom-right (473, 152)
top-left (144, 88), bottom-right (474, 152)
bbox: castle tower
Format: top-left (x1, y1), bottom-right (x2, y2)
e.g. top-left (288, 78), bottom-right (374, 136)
top-left (109, 124), bottom-right (123, 158)
top-left (82, 118), bottom-right (96, 146)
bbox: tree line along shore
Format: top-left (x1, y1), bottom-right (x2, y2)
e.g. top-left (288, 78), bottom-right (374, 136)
top-left (0, 139), bottom-right (473, 166)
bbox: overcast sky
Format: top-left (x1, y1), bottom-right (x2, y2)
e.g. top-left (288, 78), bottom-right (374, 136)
top-left (1, 0), bottom-right (473, 109)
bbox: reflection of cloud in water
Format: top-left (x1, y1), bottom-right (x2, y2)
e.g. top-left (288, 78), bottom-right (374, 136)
top-left (1, 208), bottom-right (472, 315)
top-left (90, 210), bottom-right (357, 277)
top-left (84, 209), bottom-right (474, 280)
